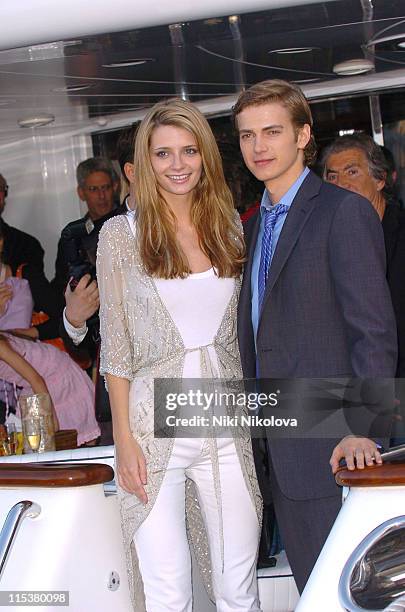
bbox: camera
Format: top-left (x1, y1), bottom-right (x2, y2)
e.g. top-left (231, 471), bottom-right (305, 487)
top-left (60, 217), bottom-right (97, 291)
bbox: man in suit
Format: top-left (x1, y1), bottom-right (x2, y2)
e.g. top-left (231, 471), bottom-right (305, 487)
top-left (0, 173), bottom-right (45, 274)
top-left (322, 134), bottom-right (405, 377)
top-left (233, 80), bottom-right (397, 592)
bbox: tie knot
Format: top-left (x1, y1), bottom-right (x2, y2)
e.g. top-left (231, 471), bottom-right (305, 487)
top-left (263, 203), bottom-right (289, 229)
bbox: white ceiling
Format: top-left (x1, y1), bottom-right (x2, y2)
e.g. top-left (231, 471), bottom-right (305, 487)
top-left (0, 0), bottom-right (404, 145)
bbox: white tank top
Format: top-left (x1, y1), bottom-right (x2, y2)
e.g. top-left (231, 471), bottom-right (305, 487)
top-left (125, 212), bottom-right (234, 377)
top-left (154, 269), bottom-right (234, 377)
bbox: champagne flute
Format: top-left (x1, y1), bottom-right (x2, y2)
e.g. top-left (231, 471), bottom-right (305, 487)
top-left (24, 418), bottom-right (42, 453)
top-left (6, 423), bottom-right (17, 455)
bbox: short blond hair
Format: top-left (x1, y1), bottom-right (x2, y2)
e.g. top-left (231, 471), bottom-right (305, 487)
top-left (233, 79), bottom-right (317, 166)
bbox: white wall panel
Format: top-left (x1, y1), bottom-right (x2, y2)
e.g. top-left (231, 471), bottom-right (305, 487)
top-left (1, 129), bottom-right (92, 279)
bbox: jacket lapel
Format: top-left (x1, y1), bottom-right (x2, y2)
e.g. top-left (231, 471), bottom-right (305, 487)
top-left (259, 171), bottom-right (322, 317)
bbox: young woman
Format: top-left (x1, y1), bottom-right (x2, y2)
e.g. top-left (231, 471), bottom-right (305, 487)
top-left (0, 332), bottom-right (100, 445)
top-left (97, 99), bottom-right (262, 611)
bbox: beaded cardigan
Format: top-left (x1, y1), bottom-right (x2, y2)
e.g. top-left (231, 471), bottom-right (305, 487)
top-left (97, 215), bottom-right (262, 611)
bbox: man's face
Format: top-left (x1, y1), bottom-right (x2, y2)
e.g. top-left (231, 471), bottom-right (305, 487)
top-left (0, 176), bottom-right (7, 215)
top-left (77, 171), bottom-right (116, 220)
top-left (325, 148), bottom-right (385, 209)
top-left (236, 102), bottom-right (310, 191)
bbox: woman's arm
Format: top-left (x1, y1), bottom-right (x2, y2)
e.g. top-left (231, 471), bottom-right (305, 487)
top-left (105, 373), bottom-right (147, 503)
top-left (97, 221), bottom-right (147, 503)
top-left (0, 337), bottom-right (59, 430)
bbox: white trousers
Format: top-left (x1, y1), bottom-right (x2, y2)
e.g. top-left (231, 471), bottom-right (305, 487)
top-left (134, 437), bottom-right (261, 612)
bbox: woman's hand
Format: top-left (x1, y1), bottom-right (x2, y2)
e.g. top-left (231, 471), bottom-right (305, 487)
top-left (330, 435), bottom-right (382, 474)
top-left (0, 283), bottom-right (12, 315)
top-left (115, 434), bottom-right (148, 504)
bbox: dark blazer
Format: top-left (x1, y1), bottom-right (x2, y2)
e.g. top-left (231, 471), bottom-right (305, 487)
top-left (1, 220), bottom-right (45, 274)
top-left (382, 203), bottom-right (405, 377)
top-left (52, 205), bottom-right (127, 298)
top-left (238, 170), bottom-right (397, 500)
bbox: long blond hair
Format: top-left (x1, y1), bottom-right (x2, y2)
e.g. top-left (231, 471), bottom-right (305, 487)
top-left (134, 99), bottom-right (245, 278)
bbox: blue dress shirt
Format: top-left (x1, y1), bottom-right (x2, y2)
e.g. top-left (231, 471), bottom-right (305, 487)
top-left (251, 167), bottom-right (310, 341)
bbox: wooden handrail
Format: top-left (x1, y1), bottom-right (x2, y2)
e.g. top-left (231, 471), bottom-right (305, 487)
top-left (0, 463), bottom-right (113, 488)
top-left (336, 462), bottom-right (405, 487)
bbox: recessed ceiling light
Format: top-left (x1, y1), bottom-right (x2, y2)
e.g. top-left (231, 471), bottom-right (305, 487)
top-left (102, 58), bottom-right (154, 68)
top-left (95, 117), bottom-right (109, 127)
top-left (268, 47), bottom-right (319, 55)
top-left (398, 40), bottom-right (405, 49)
top-left (52, 84), bottom-right (94, 92)
top-left (18, 114), bottom-right (55, 128)
top-left (204, 18), bottom-right (223, 25)
top-left (333, 59), bottom-right (374, 76)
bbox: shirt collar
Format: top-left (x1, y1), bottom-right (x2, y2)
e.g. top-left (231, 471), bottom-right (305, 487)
top-left (125, 195), bottom-right (135, 216)
top-left (261, 166), bottom-right (310, 214)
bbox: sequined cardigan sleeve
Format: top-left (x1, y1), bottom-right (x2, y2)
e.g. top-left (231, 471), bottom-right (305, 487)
top-left (97, 219), bottom-right (133, 380)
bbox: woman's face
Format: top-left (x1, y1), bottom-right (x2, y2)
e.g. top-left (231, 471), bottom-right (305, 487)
top-left (149, 125), bottom-right (203, 201)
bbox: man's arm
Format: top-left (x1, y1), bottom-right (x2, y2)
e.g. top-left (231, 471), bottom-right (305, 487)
top-left (64, 274), bottom-right (99, 336)
top-left (329, 192), bottom-right (397, 377)
top-left (61, 274), bottom-right (99, 358)
top-left (328, 192), bottom-right (397, 471)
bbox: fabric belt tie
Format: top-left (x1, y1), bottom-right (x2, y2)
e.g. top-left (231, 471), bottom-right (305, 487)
top-left (185, 342), bottom-right (225, 573)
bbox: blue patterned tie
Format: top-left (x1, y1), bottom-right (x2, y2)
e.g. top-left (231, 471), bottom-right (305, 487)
top-left (258, 203), bottom-right (289, 309)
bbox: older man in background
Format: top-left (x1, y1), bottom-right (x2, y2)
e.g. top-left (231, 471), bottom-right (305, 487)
top-left (322, 133), bottom-right (405, 378)
top-left (52, 157), bottom-right (119, 298)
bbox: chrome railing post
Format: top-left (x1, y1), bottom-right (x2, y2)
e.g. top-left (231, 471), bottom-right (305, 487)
top-left (0, 500), bottom-right (41, 580)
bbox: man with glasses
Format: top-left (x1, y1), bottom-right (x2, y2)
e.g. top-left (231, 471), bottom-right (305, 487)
top-left (0, 173), bottom-right (45, 273)
top-left (52, 157), bottom-right (119, 297)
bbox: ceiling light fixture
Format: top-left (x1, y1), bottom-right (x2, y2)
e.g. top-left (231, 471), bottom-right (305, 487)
top-left (95, 117), bottom-right (109, 127)
top-left (52, 84), bottom-right (94, 92)
top-left (18, 114), bottom-right (55, 128)
top-left (268, 47), bottom-right (318, 55)
top-left (398, 40), bottom-right (405, 49)
top-left (204, 18), bottom-right (223, 25)
top-left (102, 58), bottom-right (154, 68)
top-left (333, 59), bottom-right (374, 76)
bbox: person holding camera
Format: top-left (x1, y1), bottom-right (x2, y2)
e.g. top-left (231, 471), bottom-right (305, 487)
top-left (60, 139), bottom-right (138, 348)
top-left (60, 150), bottom-right (137, 436)
top-left (52, 157), bottom-right (119, 301)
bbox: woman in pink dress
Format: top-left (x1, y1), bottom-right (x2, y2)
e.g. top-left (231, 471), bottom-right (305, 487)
top-left (0, 333), bottom-right (100, 445)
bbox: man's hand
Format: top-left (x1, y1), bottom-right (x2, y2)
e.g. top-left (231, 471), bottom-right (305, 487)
top-left (330, 436), bottom-right (382, 474)
top-left (65, 274), bottom-right (99, 329)
top-left (0, 283), bottom-right (12, 316)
